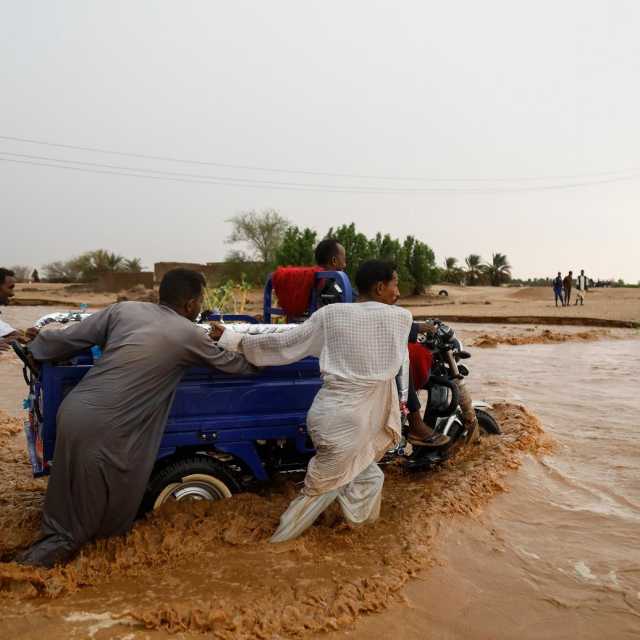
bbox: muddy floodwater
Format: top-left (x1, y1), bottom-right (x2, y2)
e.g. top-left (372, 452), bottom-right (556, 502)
top-left (335, 333), bottom-right (640, 640)
top-left (0, 317), bottom-right (638, 639)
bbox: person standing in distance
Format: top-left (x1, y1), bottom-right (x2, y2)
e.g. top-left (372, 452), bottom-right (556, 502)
top-left (552, 272), bottom-right (564, 308)
top-left (563, 271), bottom-right (573, 307)
top-left (575, 269), bottom-right (588, 305)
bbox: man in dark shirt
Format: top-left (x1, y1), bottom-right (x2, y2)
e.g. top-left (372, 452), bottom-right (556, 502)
top-left (563, 271), bottom-right (573, 306)
top-left (553, 272), bottom-right (564, 307)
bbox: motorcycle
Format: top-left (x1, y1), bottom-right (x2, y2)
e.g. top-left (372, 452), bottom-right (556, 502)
top-left (386, 319), bottom-right (500, 470)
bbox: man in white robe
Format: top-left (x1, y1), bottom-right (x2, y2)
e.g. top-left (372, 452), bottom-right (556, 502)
top-left (216, 260), bottom-right (414, 542)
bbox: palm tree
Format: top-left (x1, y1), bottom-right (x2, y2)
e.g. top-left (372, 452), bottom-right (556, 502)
top-left (443, 257), bottom-right (464, 284)
top-left (91, 249), bottom-right (124, 274)
top-left (464, 254), bottom-right (482, 285)
top-left (123, 258), bottom-right (144, 272)
top-left (482, 252), bottom-right (512, 286)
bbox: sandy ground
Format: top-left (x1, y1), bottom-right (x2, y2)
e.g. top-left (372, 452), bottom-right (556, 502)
top-left (402, 285), bottom-right (640, 327)
top-left (12, 283), bottom-right (118, 307)
top-left (12, 283), bottom-right (640, 327)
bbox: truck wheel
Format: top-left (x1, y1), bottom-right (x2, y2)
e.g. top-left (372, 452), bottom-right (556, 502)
top-left (475, 408), bottom-right (501, 435)
top-left (144, 456), bottom-right (241, 511)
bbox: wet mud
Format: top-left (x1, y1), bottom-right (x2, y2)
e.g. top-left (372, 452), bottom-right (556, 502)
top-left (470, 328), bottom-right (611, 348)
top-left (0, 404), bottom-right (548, 638)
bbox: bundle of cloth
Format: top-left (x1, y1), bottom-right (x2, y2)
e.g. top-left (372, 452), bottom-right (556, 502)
top-left (271, 266), bottom-right (323, 318)
top-left (35, 312), bottom-right (92, 328)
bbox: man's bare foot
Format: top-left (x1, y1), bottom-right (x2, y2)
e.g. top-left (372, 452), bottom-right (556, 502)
top-left (407, 412), bottom-right (450, 447)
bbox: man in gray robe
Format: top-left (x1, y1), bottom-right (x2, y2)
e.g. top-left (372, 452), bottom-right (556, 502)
top-left (20, 269), bottom-right (254, 567)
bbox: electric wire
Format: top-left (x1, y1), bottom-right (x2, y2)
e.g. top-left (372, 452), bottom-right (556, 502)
top-left (2, 152), bottom-right (639, 194)
top-left (1, 134), bottom-right (639, 183)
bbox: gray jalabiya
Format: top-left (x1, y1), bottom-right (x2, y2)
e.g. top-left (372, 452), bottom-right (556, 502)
top-left (22, 302), bottom-right (253, 567)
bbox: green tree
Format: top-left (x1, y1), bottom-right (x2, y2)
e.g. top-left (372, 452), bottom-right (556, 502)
top-left (370, 233), bottom-right (414, 294)
top-left (443, 257), bottom-right (464, 284)
top-left (226, 208), bottom-right (290, 268)
top-left (123, 257), bottom-right (144, 272)
top-left (43, 250), bottom-right (141, 282)
top-left (326, 223), bottom-right (374, 281)
top-left (404, 236), bottom-right (438, 294)
top-left (88, 250), bottom-right (125, 275)
top-left (275, 226), bottom-right (318, 266)
top-left (464, 254), bottom-right (483, 285)
top-left (325, 225), bottom-right (437, 295)
top-left (482, 252), bottom-right (512, 286)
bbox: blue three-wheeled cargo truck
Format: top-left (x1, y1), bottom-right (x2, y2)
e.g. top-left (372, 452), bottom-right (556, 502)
top-left (14, 270), bottom-right (497, 513)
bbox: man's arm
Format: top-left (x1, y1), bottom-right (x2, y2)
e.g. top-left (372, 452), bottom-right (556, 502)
top-left (216, 315), bottom-right (322, 367)
top-left (185, 329), bottom-right (257, 375)
top-left (28, 306), bottom-right (114, 361)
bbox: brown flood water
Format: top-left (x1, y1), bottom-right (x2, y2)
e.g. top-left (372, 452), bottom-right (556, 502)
top-left (330, 333), bottom-right (640, 640)
top-left (0, 317), bottom-right (638, 639)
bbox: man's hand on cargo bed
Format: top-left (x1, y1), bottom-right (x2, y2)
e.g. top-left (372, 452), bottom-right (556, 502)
top-left (209, 322), bottom-right (226, 341)
top-left (23, 327), bottom-right (39, 342)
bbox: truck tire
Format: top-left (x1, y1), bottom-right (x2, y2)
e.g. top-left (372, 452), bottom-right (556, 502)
top-left (143, 455), bottom-right (241, 511)
top-left (475, 408), bottom-right (501, 435)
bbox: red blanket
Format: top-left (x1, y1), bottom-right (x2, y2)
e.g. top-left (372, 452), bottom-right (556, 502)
top-left (408, 342), bottom-right (433, 389)
top-left (272, 266), bottom-right (323, 317)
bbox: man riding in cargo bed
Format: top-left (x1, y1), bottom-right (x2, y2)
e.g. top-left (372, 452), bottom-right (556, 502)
top-left (215, 260), bottom-right (434, 542)
top-left (19, 268), bottom-right (254, 567)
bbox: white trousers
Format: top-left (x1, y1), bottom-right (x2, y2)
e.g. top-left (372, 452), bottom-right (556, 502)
top-left (270, 462), bottom-right (384, 543)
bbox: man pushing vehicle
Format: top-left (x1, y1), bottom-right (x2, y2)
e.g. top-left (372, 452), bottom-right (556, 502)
top-left (19, 268), bottom-right (253, 567)
top-left (214, 259), bottom-right (423, 542)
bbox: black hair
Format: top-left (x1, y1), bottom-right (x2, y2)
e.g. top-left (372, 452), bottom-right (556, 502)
top-left (315, 238), bottom-right (343, 267)
top-left (159, 268), bottom-right (206, 307)
top-left (355, 260), bottom-right (397, 294)
top-left (0, 268), bottom-right (15, 285)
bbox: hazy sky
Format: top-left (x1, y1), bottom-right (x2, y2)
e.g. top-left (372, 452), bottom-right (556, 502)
top-left (2, 1), bottom-right (639, 281)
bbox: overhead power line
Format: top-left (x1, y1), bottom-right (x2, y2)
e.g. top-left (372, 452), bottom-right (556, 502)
top-left (2, 151), bottom-right (640, 194)
top-left (1, 133), bottom-right (639, 183)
